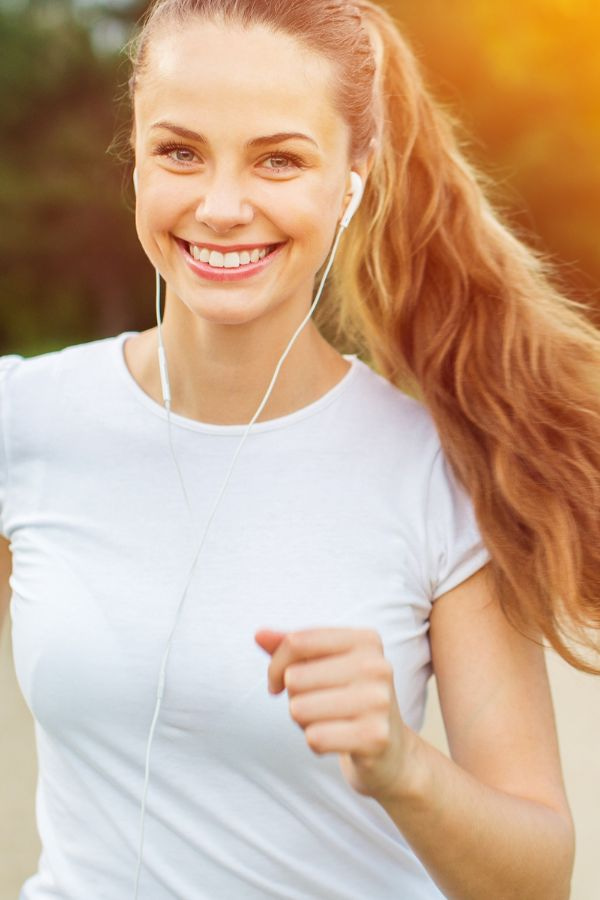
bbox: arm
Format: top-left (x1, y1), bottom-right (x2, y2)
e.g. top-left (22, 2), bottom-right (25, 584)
top-left (0, 536), bottom-right (12, 636)
top-left (377, 564), bottom-right (575, 900)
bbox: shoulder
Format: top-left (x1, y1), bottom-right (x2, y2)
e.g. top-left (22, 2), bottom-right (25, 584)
top-left (0, 354), bottom-right (24, 384)
top-left (350, 357), bottom-right (442, 462)
top-left (0, 336), bottom-right (124, 459)
top-left (0, 335), bottom-right (119, 401)
top-left (352, 357), bottom-right (431, 421)
top-left (353, 364), bottom-right (490, 589)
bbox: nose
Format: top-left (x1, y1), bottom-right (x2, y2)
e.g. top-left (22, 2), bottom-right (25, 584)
top-left (194, 172), bottom-right (255, 233)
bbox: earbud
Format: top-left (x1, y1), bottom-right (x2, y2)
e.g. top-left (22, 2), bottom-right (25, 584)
top-left (133, 168), bottom-right (139, 195)
top-left (340, 171), bottom-right (364, 230)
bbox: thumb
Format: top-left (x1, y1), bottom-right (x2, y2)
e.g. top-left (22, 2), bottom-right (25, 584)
top-left (254, 629), bottom-right (287, 655)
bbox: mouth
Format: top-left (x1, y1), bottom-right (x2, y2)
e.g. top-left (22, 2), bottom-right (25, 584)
top-left (176, 237), bottom-right (287, 282)
top-left (184, 238), bottom-right (284, 267)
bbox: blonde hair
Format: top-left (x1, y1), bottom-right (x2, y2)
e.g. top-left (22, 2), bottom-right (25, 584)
top-left (128, 0), bottom-right (600, 673)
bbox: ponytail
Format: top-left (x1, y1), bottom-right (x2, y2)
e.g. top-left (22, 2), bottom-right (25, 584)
top-left (325, 1), bottom-right (600, 673)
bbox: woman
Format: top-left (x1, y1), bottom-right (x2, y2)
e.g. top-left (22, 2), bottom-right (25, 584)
top-left (1, 1), bottom-right (598, 897)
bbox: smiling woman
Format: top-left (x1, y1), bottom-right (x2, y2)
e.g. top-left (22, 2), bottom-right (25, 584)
top-left (124, 13), bottom-right (366, 424)
top-left (1, 1), bottom-right (599, 899)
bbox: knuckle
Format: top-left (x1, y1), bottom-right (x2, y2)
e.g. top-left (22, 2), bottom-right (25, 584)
top-left (284, 666), bottom-right (298, 691)
top-left (285, 632), bottom-right (304, 653)
top-left (306, 727), bottom-right (324, 753)
top-left (380, 659), bottom-right (394, 683)
top-left (373, 724), bottom-right (390, 751)
top-left (372, 682), bottom-right (391, 709)
top-left (358, 655), bottom-right (389, 680)
top-left (358, 655), bottom-right (376, 676)
top-left (365, 629), bottom-right (384, 651)
top-left (358, 718), bottom-right (374, 745)
top-left (364, 717), bottom-right (389, 749)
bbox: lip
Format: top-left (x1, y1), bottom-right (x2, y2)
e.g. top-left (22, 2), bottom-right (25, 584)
top-left (176, 237), bottom-right (287, 283)
top-left (186, 239), bottom-right (279, 252)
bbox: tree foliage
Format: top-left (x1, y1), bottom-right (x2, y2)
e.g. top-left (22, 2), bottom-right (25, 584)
top-left (0, 0), bottom-right (151, 355)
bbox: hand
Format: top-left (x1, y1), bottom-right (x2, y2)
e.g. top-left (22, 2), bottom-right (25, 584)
top-left (254, 627), bottom-right (415, 801)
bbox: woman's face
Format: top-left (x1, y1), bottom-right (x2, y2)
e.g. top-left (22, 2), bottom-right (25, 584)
top-left (133, 19), bottom-right (365, 328)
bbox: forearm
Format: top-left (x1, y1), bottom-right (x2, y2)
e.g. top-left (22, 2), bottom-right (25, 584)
top-left (376, 727), bottom-right (575, 900)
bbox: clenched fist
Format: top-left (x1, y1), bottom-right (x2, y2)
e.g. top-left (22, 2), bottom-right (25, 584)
top-left (255, 627), bottom-right (418, 802)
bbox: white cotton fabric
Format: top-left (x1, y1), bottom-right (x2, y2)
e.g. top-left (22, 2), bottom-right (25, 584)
top-left (0, 332), bottom-right (491, 899)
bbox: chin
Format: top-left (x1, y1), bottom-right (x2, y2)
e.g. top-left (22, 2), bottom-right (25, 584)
top-left (178, 291), bottom-right (275, 327)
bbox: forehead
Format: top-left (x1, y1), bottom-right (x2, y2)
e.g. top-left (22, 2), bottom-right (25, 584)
top-left (135, 19), bottom-right (349, 151)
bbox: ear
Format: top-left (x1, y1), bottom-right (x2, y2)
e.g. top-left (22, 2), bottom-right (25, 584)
top-left (340, 172), bottom-right (364, 229)
top-left (348, 141), bottom-right (377, 192)
top-left (339, 142), bottom-right (377, 225)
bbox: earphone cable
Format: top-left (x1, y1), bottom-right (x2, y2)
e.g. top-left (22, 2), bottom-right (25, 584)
top-left (133, 219), bottom-right (348, 899)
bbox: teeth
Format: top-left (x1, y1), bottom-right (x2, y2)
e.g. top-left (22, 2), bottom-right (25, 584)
top-left (224, 252), bottom-right (240, 269)
top-left (188, 243), bottom-right (275, 268)
top-left (209, 251), bottom-right (224, 267)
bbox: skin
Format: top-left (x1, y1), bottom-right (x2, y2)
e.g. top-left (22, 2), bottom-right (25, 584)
top-left (130, 19), bottom-right (373, 425)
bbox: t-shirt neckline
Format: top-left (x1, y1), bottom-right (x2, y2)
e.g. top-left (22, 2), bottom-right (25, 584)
top-left (112, 331), bottom-right (360, 434)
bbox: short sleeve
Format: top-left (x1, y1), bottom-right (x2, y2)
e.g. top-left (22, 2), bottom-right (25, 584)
top-left (426, 446), bottom-right (491, 601)
top-left (0, 355), bottom-right (23, 537)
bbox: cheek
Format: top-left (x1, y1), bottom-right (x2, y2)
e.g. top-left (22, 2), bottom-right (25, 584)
top-left (304, 182), bottom-right (345, 237)
top-left (134, 206), bottom-right (149, 254)
top-left (272, 185), bottom-right (342, 247)
top-left (134, 202), bottom-right (170, 273)
top-left (135, 193), bottom-right (177, 246)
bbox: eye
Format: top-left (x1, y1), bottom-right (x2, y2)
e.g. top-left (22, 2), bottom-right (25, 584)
top-left (151, 143), bottom-right (304, 173)
top-left (153, 142), bottom-right (198, 165)
top-left (261, 152), bottom-right (304, 173)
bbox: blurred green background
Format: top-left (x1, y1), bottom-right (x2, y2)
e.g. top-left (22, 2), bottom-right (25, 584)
top-left (1, 0), bottom-right (599, 357)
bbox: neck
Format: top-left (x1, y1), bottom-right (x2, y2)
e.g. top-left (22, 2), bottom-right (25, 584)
top-left (128, 290), bottom-right (348, 426)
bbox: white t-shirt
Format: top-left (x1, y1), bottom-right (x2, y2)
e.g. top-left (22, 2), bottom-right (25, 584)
top-left (1, 332), bottom-right (491, 899)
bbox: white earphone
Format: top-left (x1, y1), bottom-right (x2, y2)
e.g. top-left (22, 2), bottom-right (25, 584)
top-left (132, 167), bottom-right (363, 228)
top-left (131, 162), bottom-right (365, 898)
top-left (341, 170), bottom-right (364, 229)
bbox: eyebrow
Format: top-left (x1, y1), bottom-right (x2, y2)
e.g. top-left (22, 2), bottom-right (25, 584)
top-left (150, 121), bottom-right (319, 149)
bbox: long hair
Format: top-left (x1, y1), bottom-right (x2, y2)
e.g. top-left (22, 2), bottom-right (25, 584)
top-left (127, 0), bottom-right (600, 674)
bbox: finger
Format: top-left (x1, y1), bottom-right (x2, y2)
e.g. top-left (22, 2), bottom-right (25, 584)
top-left (283, 651), bottom-right (387, 697)
top-left (268, 628), bottom-right (382, 693)
top-left (289, 683), bottom-right (392, 726)
top-left (303, 715), bottom-right (391, 757)
top-left (254, 630), bottom-right (287, 655)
